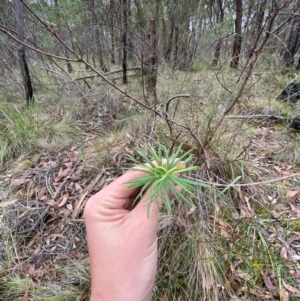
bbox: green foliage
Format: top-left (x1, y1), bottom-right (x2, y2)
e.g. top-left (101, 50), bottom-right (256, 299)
top-left (0, 104), bottom-right (75, 166)
top-left (126, 143), bottom-right (210, 215)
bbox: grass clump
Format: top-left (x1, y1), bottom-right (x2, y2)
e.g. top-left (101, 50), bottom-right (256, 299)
top-left (0, 103), bottom-right (76, 166)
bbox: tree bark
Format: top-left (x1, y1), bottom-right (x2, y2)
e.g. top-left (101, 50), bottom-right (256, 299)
top-left (172, 25), bottom-right (179, 71)
top-left (87, 0), bottom-right (108, 72)
top-left (247, 0), bottom-right (267, 58)
top-left (282, 0), bottom-right (300, 68)
top-left (164, 18), bottom-right (174, 61)
top-left (53, 0), bottom-right (73, 73)
top-left (122, 0), bottom-right (127, 84)
top-left (110, 0), bottom-right (116, 64)
top-left (14, 0), bottom-right (34, 105)
top-left (211, 0), bottom-right (224, 67)
top-left (143, 1), bottom-right (159, 104)
top-left (230, 0), bottom-right (243, 68)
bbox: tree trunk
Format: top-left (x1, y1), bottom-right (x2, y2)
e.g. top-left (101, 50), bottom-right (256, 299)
top-left (211, 0), bottom-right (224, 67)
top-left (53, 0), bottom-right (73, 73)
top-left (230, 0), bottom-right (243, 68)
top-left (247, 0), bottom-right (267, 58)
top-left (172, 25), bottom-right (179, 71)
top-left (282, 0), bottom-right (300, 68)
top-left (88, 0), bottom-right (108, 72)
top-left (144, 17), bottom-right (158, 103)
top-left (143, 1), bottom-right (159, 104)
top-left (133, 0), bottom-right (146, 29)
top-left (164, 19), bottom-right (174, 61)
top-left (110, 0), bottom-right (115, 64)
top-left (122, 0), bottom-right (127, 84)
top-left (14, 0), bottom-right (34, 105)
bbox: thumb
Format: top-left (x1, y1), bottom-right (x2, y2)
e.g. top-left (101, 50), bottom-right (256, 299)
top-left (129, 187), bottom-right (162, 231)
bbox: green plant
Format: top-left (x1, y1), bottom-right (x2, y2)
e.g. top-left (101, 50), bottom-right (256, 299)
top-left (0, 103), bottom-right (75, 165)
top-left (126, 143), bottom-right (209, 215)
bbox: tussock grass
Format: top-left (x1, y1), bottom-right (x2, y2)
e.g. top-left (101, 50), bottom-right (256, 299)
top-left (0, 103), bottom-right (76, 166)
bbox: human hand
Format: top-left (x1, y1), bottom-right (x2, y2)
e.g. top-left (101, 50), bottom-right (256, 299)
top-left (84, 168), bottom-right (164, 301)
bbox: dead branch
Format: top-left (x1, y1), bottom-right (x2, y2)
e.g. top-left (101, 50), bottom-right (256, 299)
top-left (227, 115), bottom-right (288, 121)
top-left (73, 66), bottom-right (141, 81)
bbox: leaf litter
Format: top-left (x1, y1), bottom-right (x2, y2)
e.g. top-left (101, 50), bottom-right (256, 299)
top-left (0, 124), bottom-right (300, 300)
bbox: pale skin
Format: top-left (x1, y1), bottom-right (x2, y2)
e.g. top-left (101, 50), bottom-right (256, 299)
top-left (84, 168), bottom-right (162, 301)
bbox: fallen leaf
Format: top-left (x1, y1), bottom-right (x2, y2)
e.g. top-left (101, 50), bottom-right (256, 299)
top-left (66, 203), bottom-right (73, 211)
top-left (10, 178), bottom-right (26, 186)
top-left (59, 194), bottom-right (69, 207)
top-left (0, 199), bottom-right (18, 208)
top-left (279, 288), bottom-right (289, 301)
top-left (280, 246), bottom-right (289, 260)
top-left (236, 269), bottom-right (251, 281)
top-left (290, 269), bottom-right (300, 278)
top-left (187, 206), bottom-right (196, 215)
top-left (19, 210), bottom-right (30, 217)
top-left (210, 216), bottom-right (238, 241)
top-left (282, 280), bottom-right (300, 297)
top-left (162, 290), bottom-right (169, 301)
top-left (290, 204), bottom-right (300, 216)
top-left (38, 187), bottom-right (46, 200)
top-left (33, 244), bottom-right (41, 255)
top-left (239, 204), bottom-right (254, 218)
top-left (46, 200), bottom-right (59, 210)
top-left (75, 182), bottom-right (83, 193)
top-left (260, 271), bottom-right (277, 293)
top-left (55, 167), bottom-right (71, 182)
top-left (28, 264), bottom-right (44, 280)
top-left (286, 190), bottom-right (299, 198)
top-left (64, 162), bottom-right (73, 168)
top-left (21, 291), bottom-right (29, 301)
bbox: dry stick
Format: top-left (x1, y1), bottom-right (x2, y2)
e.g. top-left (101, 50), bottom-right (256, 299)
top-left (73, 66), bottom-right (141, 81)
top-left (194, 172), bottom-right (300, 188)
top-left (164, 94), bottom-right (190, 134)
top-left (24, 160), bottom-right (81, 236)
top-left (0, 26), bottom-right (79, 62)
top-left (227, 115), bottom-right (287, 121)
top-left (71, 172), bottom-right (104, 220)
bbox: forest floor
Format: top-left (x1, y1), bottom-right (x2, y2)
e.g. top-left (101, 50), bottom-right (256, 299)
top-left (1, 65), bottom-right (300, 301)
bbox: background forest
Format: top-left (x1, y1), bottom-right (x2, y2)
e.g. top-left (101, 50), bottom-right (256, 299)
top-left (1, 0), bottom-right (300, 300)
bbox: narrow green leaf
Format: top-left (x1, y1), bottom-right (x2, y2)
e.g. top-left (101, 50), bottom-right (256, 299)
top-left (216, 176), bottom-right (241, 198)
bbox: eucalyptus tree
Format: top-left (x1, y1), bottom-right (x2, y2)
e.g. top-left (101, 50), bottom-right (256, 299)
top-left (230, 0), bottom-right (243, 68)
top-left (53, 0), bottom-right (73, 73)
top-left (211, 0), bottom-right (224, 67)
top-left (14, 0), bottom-right (34, 105)
top-left (86, 0), bottom-right (108, 72)
top-left (121, 0), bottom-right (128, 84)
top-left (246, 0), bottom-right (268, 58)
top-left (282, 0), bottom-right (300, 68)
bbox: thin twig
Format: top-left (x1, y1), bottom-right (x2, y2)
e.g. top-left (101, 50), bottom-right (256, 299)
top-left (73, 66), bottom-right (141, 81)
top-left (23, 160), bottom-right (81, 236)
top-left (191, 172), bottom-right (300, 188)
top-left (227, 115), bottom-right (288, 121)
